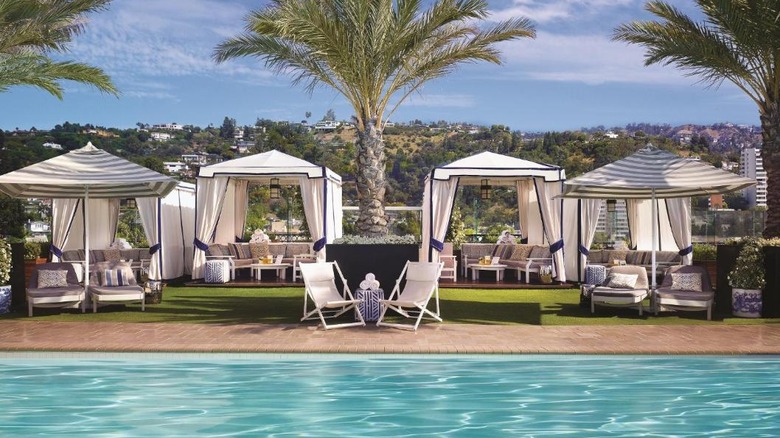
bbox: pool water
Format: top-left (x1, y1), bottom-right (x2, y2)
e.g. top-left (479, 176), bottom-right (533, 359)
top-left (0, 354), bottom-right (778, 437)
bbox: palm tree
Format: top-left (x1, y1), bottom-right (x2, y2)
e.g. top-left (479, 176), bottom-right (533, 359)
top-left (614, 0), bottom-right (780, 238)
top-left (0, 0), bottom-right (117, 98)
top-left (214, 0), bottom-right (534, 236)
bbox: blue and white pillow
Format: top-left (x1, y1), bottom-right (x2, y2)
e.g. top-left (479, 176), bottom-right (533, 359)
top-left (100, 269), bottom-right (130, 287)
top-left (671, 273), bottom-right (702, 292)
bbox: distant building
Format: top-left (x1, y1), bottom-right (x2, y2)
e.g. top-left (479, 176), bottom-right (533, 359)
top-left (42, 142), bottom-right (62, 150)
top-left (163, 161), bottom-right (187, 174)
top-left (740, 146), bottom-right (767, 208)
top-left (595, 199), bottom-right (630, 246)
top-left (152, 123), bottom-right (184, 131)
top-left (604, 131), bottom-right (618, 139)
top-left (709, 194), bottom-right (725, 210)
top-left (150, 132), bottom-right (172, 142)
top-left (313, 121), bottom-right (340, 132)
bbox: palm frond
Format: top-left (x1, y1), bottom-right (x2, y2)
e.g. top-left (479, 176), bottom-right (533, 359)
top-left (0, 53), bottom-right (118, 98)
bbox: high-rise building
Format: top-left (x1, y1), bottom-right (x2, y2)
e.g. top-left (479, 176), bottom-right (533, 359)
top-left (740, 147), bottom-right (767, 208)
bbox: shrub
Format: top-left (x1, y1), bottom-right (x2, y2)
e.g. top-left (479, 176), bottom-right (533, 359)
top-left (23, 241), bottom-right (41, 260)
top-left (728, 237), bottom-right (765, 290)
top-left (692, 243), bottom-right (716, 261)
top-left (0, 238), bottom-right (10, 285)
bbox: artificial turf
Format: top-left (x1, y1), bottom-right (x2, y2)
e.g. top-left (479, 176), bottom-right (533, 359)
top-left (5, 285), bottom-right (778, 325)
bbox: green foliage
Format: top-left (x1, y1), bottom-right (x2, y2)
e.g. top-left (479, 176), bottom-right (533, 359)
top-left (445, 205), bottom-right (467, 249)
top-left (333, 235), bottom-right (417, 245)
top-left (23, 241), bottom-right (41, 260)
top-left (0, 237), bottom-right (11, 284)
top-left (116, 209), bottom-right (148, 248)
top-left (728, 238), bottom-right (765, 290)
top-left (692, 243), bottom-right (716, 261)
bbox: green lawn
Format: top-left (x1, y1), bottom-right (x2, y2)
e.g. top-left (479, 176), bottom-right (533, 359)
top-left (5, 285), bottom-right (778, 325)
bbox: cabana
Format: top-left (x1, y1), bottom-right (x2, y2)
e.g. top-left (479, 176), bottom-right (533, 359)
top-left (192, 150), bottom-right (343, 279)
top-left (52, 181), bottom-right (195, 280)
top-left (561, 145), bottom-right (755, 288)
top-left (421, 151), bottom-right (568, 281)
top-left (0, 143), bottom-right (178, 295)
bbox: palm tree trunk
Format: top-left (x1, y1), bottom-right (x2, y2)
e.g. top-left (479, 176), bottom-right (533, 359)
top-left (355, 121), bottom-right (388, 236)
top-left (760, 102), bottom-right (780, 238)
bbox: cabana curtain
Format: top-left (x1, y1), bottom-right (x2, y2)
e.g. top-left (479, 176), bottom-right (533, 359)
top-left (193, 177), bottom-right (230, 279)
top-left (421, 177), bottom-right (458, 261)
top-left (533, 179), bottom-right (566, 281)
top-left (50, 199), bottom-right (80, 260)
top-left (137, 197), bottom-right (161, 280)
top-left (666, 198), bottom-right (693, 265)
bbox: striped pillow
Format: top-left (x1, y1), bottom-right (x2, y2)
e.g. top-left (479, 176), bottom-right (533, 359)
top-left (100, 269), bottom-right (131, 287)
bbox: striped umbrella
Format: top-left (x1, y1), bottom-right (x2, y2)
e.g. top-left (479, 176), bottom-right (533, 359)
top-left (561, 144), bottom-right (755, 297)
top-left (0, 142), bottom-right (178, 305)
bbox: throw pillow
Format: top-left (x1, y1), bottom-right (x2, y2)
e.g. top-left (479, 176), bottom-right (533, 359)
top-left (604, 273), bottom-right (638, 289)
top-left (37, 270), bottom-right (68, 289)
top-left (100, 269), bottom-right (130, 287)
top-left (103, 249), bottom-right (122, 262)
top-left (250, 241), bottom-right (270, 259)
top-left (510, 245), bottom-right (532, 261)
top-left (671, 272), bottom-right (702, 292)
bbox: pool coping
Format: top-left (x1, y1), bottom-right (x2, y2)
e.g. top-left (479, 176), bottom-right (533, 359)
top-left (1, 321), bottom-right (779, 354)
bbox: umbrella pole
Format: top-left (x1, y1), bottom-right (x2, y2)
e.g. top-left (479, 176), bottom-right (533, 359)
top-left (651, 189), bottom-right (657, 314)
top-left (83, 187), bottom-right (89, 313)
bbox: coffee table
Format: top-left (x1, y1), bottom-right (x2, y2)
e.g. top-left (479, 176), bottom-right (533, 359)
top-left (468, 263), bottom-right (507, 282)
top-left (250, 263), bottom-right (291, 280)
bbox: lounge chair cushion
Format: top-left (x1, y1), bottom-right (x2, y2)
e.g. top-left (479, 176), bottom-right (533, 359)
top-left (604, 273), bottom-right (638, 289)
top-left (655, 288), bottom-right (714, 302)
top-left (37, 270), bottom-right (69, 289)
top-left (591, 286), bottom-right (648, 299)
top-left (90, 285), bottom-right (143, 296)
top-left (99, 269), bottom-right (132, 287)
top-left (670, 272), bottom-right (702, 292)
top-left (27, 286), bottom-right (83, 298)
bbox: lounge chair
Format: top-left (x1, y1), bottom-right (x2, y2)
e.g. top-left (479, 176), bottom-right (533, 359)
top-left (88, 261), bottom-right (145, 313)
top-left (591, 265), bottom-right (649, 316)
top-left (439, 242), bottom-right (458, 281)
top-left (376, 261), bottom-right (444, 331)
top-left (299, 261), bottom-right (365, 329)
top-left (655, 265), bottom-right (714, 320)
top-left (26, 263), bottom-right (85, 317)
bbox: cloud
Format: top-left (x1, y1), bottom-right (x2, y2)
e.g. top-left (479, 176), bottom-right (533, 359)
top-left (496, 31), bottom-right (694, 86)
top-left (403, 93), bottom-right (476, 108)
top-left (488, 0), bottom-right (637, 23)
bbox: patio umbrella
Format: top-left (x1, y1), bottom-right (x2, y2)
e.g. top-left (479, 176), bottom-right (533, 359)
top-left (0, 142), bottom-right (178, 302)
top-left (560, 144), bottom-right (755, 294)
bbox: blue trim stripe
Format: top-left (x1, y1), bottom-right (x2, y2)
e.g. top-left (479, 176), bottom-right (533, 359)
top-left (678, 245), bottom-right (693, 256)
top-left (149, 243), bottom-right (161, 255)
top-left (50, 245), bottom-right (63, 258)
top-left (313, 237), bottom-right (326, 252)
top-left (194, 238), bottom-right (210, 251)
top-left (431, 239), bottom-right (444, 252)
top-left (550, 239), bottom-right (564, 253)
top-left (579, 244), bottom-right (590, 256)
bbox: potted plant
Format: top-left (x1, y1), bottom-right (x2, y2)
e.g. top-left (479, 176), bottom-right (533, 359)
top-left (728, 237), bottom-right (765, 318)
top-left (22, 241), bottom-right (47, 287)
top-left (0, 238), bottom-right (11, 315)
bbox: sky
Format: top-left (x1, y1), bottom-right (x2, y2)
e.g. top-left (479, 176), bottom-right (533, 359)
top-left (0, 0), bottom-right (760, 132)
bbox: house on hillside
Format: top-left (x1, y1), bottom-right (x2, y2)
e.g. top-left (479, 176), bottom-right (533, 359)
top-left (150, 132), bottom-right (172, 142)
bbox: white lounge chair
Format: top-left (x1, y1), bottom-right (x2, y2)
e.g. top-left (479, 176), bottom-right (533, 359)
top-left (26, 263), bottom-right (85, 317)
top-left (655, 264), bottom-right (714, 320)
top-left (439, 242), bottom-right (458, 281)
top-left (591, 265), bottom-right (650, 316)
top-left (299, 261), bottom-right (365, 329)
top-left (376, 261), bottom-right (444, 331)
top-left (88, 261), bottom-right (145, 313)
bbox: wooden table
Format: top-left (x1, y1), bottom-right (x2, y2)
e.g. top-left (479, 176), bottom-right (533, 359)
top-left (468, 263), bottom-right (507, 282)
top-left (250, 263), bottom-right (291, 280)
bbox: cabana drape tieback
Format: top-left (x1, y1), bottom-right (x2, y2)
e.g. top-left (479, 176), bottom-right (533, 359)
top-left (578, 244), bottom-right (589, 256)
top-left (50, 244), bottom-right (63, 258)
top-left (550, 239), bottom-right (564, 253)
top-left (678, 245), bottom-right (693, 256)
top-left (193, 238), bottom-right (210, 251)
top-left (313, 237), bottom-right (326, 252)
top-left (149, 243), bottom-right (161, 255)
top-left (430, 239), bottom-right (444, 252)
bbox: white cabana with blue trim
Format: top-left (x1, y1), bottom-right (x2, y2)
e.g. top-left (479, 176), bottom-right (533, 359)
top-left (0, 143), bottom-right (178, 298)
top-left (561, 145), bottom-right (755, 289)
top-left (421, 151), bottom-right (568, 281)
top-left (192, 150), bottom-right (343, 279)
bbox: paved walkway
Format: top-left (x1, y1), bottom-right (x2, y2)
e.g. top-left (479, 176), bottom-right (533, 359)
top-left (1, 321), bottom-right (779, 354)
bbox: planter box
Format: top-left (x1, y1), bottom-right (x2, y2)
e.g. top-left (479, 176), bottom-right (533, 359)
top-left (326, 244), bottom-right (419, 298)
top-left (692, 260), bottom-right (717, 290)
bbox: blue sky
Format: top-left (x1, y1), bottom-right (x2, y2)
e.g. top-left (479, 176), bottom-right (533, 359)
top-left (1, 0), bottom-right (759, 132)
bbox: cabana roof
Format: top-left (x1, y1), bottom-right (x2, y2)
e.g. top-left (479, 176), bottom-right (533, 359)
top-left (198, 149), bottom-right (341, 182)
top-left (430, 151), bottom-right (565, 183)
top-left (0, 142), bottom-right (177, 199)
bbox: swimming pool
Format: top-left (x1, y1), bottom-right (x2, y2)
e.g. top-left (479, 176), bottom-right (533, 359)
top-left (0, 354), bottom-right (778, 436)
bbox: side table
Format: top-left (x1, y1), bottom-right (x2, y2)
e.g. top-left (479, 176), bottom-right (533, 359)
top-left (355, 288), bottom-right (383, 322)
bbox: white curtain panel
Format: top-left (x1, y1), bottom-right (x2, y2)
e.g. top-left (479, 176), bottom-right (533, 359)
top-left (533, 179), bottom-right (566, 282)
top-left (562, 198), bottom-right (601, 282)
top-left (233, 179), bottom-right (249, 241)
top-left (214, 179), bottom-right (237, 245)
top-left (300, 176), bottom-right (328, 260)
top-left (107, 199), bottom-right (120, 243)
top-left (137, 197), bottom-right (161, 281)
top-left (328, 178), bottom-right (343, 242)
top-left (50, 198), bottom-right (80, 261)
top-left (193, 177), bottom-right (229, 279)
top-left (421, 176), bottom-right (458, 262)
top-left (625, 199), bottom-right (640, 249)
top-left (665, 198), bottom-right (693, 265)
top-left (64, 199), bottom-right (117, 251)
top-left (158, 186), bottom-right (196, 279)
top-left (516, 179), bottom-right (533, 242)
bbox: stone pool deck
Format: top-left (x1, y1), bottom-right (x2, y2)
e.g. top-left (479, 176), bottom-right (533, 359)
top-left (0, 321), bottom-right (779, 354)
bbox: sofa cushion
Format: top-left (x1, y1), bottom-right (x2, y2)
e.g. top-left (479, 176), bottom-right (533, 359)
top-left (587, 250), bottom-right (605, 264)
top-left (625, 251), bottom-right (645, 265)
top-left (229, 243), bottom-right (253, 260)
top-left (492, 244), bottom-right (514, 261)
top-left (120, 249), bottom-right (141, 262)
top-left (285, 243), bottom-right (312, 258)
top-left (103, 249), bottom-right (122, 262)
top-left (604, 250), bottom-right (628, 264)
top-left (529, 245), bottom-right (550, 260)
top-left (510, 245), bottom-right (533, 261)
top-left (61, 250), bottom-right (84, 262)
top-left (268, 243), bottom-right (286, 257)
top-left (206, 244), bottom-right (230, 257)
top-left (90, 250), bottom-right (106, 263)
top-left (656, 251), bottom-right (680, 264)
top-left (461, 244), bottom-right (494, 258)
top-left (250, 241), bottom-right (269, 260)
